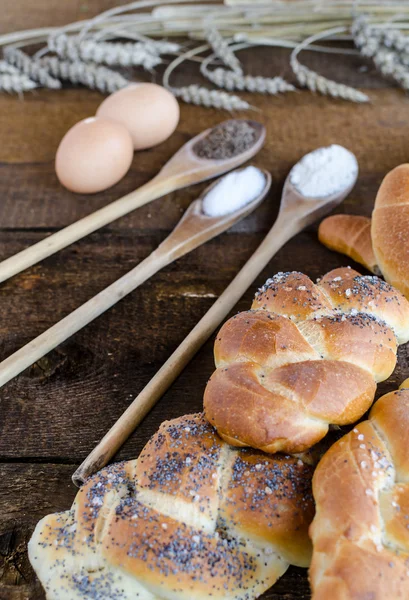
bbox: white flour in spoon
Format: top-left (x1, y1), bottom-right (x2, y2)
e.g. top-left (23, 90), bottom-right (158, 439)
top-left (290, 144), bottom-right (358, 198)
top-left (202, 166), bottom-right (266, 217)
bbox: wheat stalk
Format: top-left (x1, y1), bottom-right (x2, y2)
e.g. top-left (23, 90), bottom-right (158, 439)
top-left (205, 28), bottom-right (243, 75)
top-left (0, 60), bottom-right (20, 74)
top-left (352, 16), bottom-right (409, 90)
top-left (201, 60), bottom-right (295, 95)
top-left (39, 57), bottom-right (130, 93)
top-left (171, 83), bottom-right (251, 110)
top-left (3, 46), bottom-right (61, 89)
top-left (163, 41), bottom-right (251, 109)
top-left (291, 27), bottom-right (369, 102)
top-left (48, 33), bottom-right (161, 69)
top-left (0, 73), bottom-right (37, 93)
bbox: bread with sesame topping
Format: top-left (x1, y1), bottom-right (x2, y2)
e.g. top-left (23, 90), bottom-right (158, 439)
top-left (28, 413), bottom-right (315, 600)
top-left (310, 380), bottom-right (409, 600)
top-left (204, 267), bottom-right (409, 454)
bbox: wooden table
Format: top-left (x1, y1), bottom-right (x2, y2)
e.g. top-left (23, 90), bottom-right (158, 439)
top-left (2, 2), bottom-right (409, 599)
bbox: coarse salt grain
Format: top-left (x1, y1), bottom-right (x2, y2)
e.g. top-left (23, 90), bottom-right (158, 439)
top-left (202, 165), bottom-right (266, 217)
top-left (289, 144), bottom-right (358, 198)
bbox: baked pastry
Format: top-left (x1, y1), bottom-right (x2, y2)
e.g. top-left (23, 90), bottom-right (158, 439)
top-left (318, 214), bottom-right (378, 274)
top-left (204, 267), bottom-right (409, 454)
top-left (372, 164), bottom-right (409, 298)
top-left (310, 380), bottom-right (409, 600)
top-left (319, 165), bottom-right (409, 299)
top-left (28, 413), bottom-right (315, 600)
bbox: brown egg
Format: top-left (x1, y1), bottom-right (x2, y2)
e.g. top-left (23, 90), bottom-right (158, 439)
top-left (96, 83), bottom-right (180, 151)
top-left (55, 117), bottom-right (134, 194)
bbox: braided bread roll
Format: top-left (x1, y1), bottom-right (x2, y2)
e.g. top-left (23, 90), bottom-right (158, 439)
top-left (310, 380), bottom-right (409, 599)
top-left (204, 267), bottom-right (409, 454)
top-left (28, 413), bottom-right (315, 600)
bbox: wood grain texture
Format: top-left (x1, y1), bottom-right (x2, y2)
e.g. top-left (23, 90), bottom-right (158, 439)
top-left (2, 2), bottom-right (409, 598)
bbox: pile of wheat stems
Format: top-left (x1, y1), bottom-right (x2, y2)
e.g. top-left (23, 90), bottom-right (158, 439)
top-left (1, 0), bottom-right (409, 107)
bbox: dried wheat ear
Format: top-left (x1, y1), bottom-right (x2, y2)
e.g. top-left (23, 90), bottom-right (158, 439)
top-left (205, 28), bottom-right (243, 75)
top-left (170, 84), bottom-right (251, 110)
top-left (201, 62), bottom-right (295, 95)
top-left (40, 57), bottom-right (130, 93)
top-left (48, 33), bottom-right (162, 70)
top-left (3, 47), bottom-right (61, 89)
top-left (352, 16), bottom-right (409, 91)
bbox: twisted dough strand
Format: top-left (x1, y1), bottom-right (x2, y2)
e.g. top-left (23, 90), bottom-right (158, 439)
top-left (204, 267), bottom-right (409, 454)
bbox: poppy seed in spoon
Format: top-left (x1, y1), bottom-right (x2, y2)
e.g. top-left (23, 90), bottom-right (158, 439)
top-left (193, 120), bottom-right (258, 160)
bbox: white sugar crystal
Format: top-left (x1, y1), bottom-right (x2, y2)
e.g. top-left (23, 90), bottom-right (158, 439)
top-left (192, 535), bottom-right (200, 543)
top-left (365, 489), bottom-right (374, 496)
top-left (345, 288), bottom-right (352, 297)
top-left (359, 444), bottom-right (366, 449)
top-left (255, 464), bottom-right (262, 470)
top-left (289, 144), bottom-right (358, 198)
top-left (186, 457), bottom-right (192, 464)
top-left (162, 523), bottom-right (168, 530)
top-left (265, 486), bottom-right (273, 495)
top-left (358, 434), bottom-right (364, 440)
top-left (360, 461), bottom-right (367, 469)
top-left (202, 166), bottom-right (266, 217)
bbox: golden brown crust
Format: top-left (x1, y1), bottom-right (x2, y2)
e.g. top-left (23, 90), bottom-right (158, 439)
top-left (205, 360), bottom-right (375, 453)
top-left (318, 214), bottom-right (378, 273)
top-left (310, 385), bottom-right (409, 600)
top-left (28, 413), bottom-right (315, 600)
top-left (204, 268), bottom-right (409, 454)
top-left (372, 164), bottom-right (409, 299)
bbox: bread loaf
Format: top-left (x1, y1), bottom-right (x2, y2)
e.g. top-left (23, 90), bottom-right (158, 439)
top-left (310, 380), bottom-right (409, 600)
top-left (319, 165), bottom-right (409, 300)
top-left (318, 214), bottom-right (378, 274)
top-left (204, 267), bottom-right (409, 454)
top-left (28, 413), bottom-right (315, 600)
top-left (372, 164), bottom-right (409, 298)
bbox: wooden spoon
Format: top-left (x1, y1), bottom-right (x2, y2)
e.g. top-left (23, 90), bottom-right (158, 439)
top-left (72, 156), bottom-right (357, 486)
top-left (0, 119), bottom-right (265, 283)
top-left (0, 167), bottom-right (271, 389)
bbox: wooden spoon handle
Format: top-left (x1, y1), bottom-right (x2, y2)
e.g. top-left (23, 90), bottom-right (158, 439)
top-left (0, 246), bottom-right (172, 389)
top-left (72, 216), bottom-right (299, 486)
top-left (0, 174), bottom-right (172, 284)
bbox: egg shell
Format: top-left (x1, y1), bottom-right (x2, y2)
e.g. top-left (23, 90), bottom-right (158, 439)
top-left (96, 83), bottom-right (180, 151)
top-left (55, 117), bottom-right (134, 194)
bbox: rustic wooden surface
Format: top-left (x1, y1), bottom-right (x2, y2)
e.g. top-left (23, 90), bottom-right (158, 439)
top-left (2, 2), bottom-right (409, 599)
